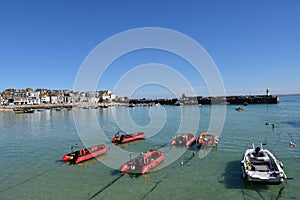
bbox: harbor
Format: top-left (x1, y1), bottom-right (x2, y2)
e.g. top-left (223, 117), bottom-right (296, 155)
top-left (1, 1), bottom-right (300, 199)
top-left (0, 95), bottom-right (299, 200)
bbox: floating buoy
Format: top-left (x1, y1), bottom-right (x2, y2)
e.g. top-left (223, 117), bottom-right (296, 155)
top-left (289, 142), bottom-right (296, 147)
top-left (180, 161), bottom-right (184, 165)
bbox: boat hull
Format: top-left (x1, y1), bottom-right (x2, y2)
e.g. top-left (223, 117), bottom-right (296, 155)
top-left (171, 133), bottom-right (196, 148)
top-left (241, 146), bottom-right (286, 183)
top-left (120, 150), bottom-right (164, 174)
top-left (198, 132), bottom-right (218, 147)
top-left (62, 144), bottom-right (108, 164)
top-left (112, 132), bottom-right (146, 144)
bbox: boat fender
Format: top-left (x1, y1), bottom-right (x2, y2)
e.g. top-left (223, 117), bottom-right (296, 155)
top-left (246, 162), bottom-right (251, 171)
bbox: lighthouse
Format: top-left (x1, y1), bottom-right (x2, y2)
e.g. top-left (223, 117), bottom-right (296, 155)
top-left (266, 88), bottom-right (270, 96)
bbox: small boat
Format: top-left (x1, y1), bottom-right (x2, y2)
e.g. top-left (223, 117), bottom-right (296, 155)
top-left (235, 106), bottom-right (244, 111)
top-left (241, 144), bottom-right (287, 183)
top-left (198, 132), bottom-right (218, 147)
top-left (23, 108), bottom-right (34, 113)
top-left (112, 131), bottom-right (146, 144)
top-left (99, 105), bottom-right (108, 108)
top-left (128, 103), bottom-right (135, 108)
top-left (120, 150), bottom-right (164, 174)
top-left (62, 144), bottom-right (108, 164)
top-left (14, 109), bottom-right (24, 114)
top-left (171, 133), bottom-right (196, 148)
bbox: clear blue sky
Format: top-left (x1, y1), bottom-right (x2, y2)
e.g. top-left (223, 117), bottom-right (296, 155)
top-left (1, 0), bottom-right (299, 97)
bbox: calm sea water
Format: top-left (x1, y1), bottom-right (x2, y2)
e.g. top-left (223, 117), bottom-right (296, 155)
top-left (1, 96), bottom-right (300, 200)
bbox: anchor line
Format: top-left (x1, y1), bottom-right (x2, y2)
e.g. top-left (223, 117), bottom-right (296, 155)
top-left (88, 174), bottom-right (124, 200)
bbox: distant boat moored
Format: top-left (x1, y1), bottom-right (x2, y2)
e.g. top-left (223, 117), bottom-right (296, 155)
top-left (112, 131), bottom-right (146, 144)
top-left (235, 106), bottom-right (244, 111)
top-left (99, 105), bottom-right (108, 108)
top-left (198, 132), bottom-right (218, 147)
top-left (120, 150), bottom-right (164, 174)
top-left (23, 108), bottom-right (34, 113)
top-left (171, 133), bottom-right (196, 148)
top-left (62, 144), bottom-right (108, 164)
top-left (14, 110), bottom-right (24, 114)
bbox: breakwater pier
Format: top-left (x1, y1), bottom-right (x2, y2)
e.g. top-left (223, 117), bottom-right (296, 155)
top-left (129, 95), bottom-right (280, 106)
top-left (198, 95), bottom-right (280, 105)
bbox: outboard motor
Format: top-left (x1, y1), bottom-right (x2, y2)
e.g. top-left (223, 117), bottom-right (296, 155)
top-left (255, 147), bottom-right (260, 154)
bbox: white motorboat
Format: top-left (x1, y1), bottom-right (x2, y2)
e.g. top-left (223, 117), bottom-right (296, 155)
top-left (241, 143), bottom-right (287, 183)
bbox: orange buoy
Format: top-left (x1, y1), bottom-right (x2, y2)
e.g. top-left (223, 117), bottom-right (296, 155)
top-left (289, 142), bottom-right (296, 147)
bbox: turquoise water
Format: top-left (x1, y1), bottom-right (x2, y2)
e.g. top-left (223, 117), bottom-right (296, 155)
top-left (0, 96), bottom-right (300, 199)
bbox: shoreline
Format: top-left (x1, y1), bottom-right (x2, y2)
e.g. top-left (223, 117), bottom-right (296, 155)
top-left (0, 95), bottom-right (281, 112)
top-left (0, 102), bottom-right (128, 112)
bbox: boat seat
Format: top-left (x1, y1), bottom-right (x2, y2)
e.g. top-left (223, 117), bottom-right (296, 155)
top-left (255, 156), bottom-right (270, 162)
top-left (250, 152), bottom-right (270, 162)
top-left (253, 165), bottom-right (269, 172)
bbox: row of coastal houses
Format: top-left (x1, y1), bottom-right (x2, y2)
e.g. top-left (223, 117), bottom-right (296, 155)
top-left (0, 88), bottom-right (117, 106)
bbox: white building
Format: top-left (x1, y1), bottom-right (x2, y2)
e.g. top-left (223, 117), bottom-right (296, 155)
top-left (27, 91), bottom-right (41, 105)
top-left (99, 90), bottom-right (116, 101)
top-left (13, 90), bottom-right (27, 105)
top-left (40, 94), bottom-right (51, 104)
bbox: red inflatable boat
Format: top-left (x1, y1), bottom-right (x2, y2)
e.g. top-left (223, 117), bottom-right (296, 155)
top-left (198, 132), bottom-right (218, 147)
top-left (171, 133), bottom-right (196, 148)
top-left (120, 150), bottom-right (164, 174)
top-left (62, 144), bottom-right (108, 164)
top-left (112, 131), bottom-right (146, 144)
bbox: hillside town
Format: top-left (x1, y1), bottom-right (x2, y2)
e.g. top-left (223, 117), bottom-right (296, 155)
top-left (0, 88), bottom-right (121, 106)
